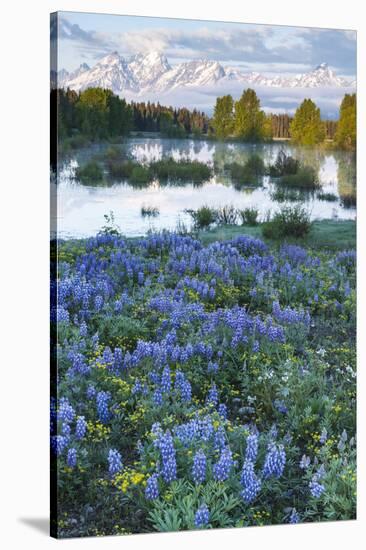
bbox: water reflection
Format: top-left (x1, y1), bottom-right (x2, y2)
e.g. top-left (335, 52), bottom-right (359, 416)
top-left (55, 138), bottom-right (356, 238)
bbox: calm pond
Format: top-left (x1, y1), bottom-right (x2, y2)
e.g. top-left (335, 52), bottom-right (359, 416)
top-left (53, 138), bottom-right (356, 238)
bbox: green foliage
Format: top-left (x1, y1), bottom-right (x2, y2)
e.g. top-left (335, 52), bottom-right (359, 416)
top-left (279, 167), bottom-right (320, 190)
top-left (108, 160), bottom-right (135, 179)
top-left (262, 206), bottom-right (312, 239)
top-left (186, 205), bottom-right (217, 229)
top-left (75, 88), bottom-right (133, 140)
top-left (238, 207), bottom-right (259, 225)
top-left (149, 158), bottom-right (212, 183)
top-left (335, 94), bottom-right (356, 150)
top-left (159, 111), bottom-right (187, 138)
top-left (212, 95), bottom-right (235, 139)
top-left (271, 187), bottom-right (311, 203)
top-left (269, 150), bottom-right (300, 177)
top-left (104, 146), bottom-right (122, 161)
top-left (226, 154), bottom-right (265, 186)
top-left (129, 166), bottom-right (151, 185)
top-left (148, 481), bottom-right (241, 532)
top-left (75, 161), bottom-right (104, 184)
top-left (234, 89), bottom-right (269, 141)
top-left (290, 99), bottom-right (325, 145)
top-left (97, 211), bottom-right (121, 237)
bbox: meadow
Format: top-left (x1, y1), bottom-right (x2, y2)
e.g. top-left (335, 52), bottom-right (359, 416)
top-left (51, 224), bottom-right (356, 537)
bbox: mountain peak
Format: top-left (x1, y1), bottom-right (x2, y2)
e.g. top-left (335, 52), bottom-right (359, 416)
top-left (59, 53), bottom-right (356, 95)
top-left (316, 62), bottom-right (329, 70)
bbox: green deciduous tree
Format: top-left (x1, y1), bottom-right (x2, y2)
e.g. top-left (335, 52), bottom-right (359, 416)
top-left (234, 89), bottom-right (268, 141)
top-left (290, 99), bottom-right (325, 145)
top-left (212, 95), bottom-right (234, 139)
top-left (335, 94), bottom-right (356, 150)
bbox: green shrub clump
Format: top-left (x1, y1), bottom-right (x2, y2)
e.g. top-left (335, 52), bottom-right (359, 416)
top-left (149, 158), bottom-right (212, 183)
top-left (129, 166), bottom-right (151, 185)
top-left (75, 161), bottom-right (103, 184)
top-left (279, 167), bottom-right (320, 190)
top-left (186, 205), bottom-right (217, 229)
top-left (262, 206), bottom-right (312, 239)
top-left (226, 154), bottom-right (265, 186)
top-left (238, 207), bottom-right (259, 225)
top-left (269, 150), bottom-right (299, 177)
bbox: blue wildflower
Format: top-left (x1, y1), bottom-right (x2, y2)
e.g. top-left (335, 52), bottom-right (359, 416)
top-left (108, 449), bottom-right (123, 477)
top-left (245, 433), bottom-right (259, 463)
top-left (213, 447), bottom-right (234, 481)
top-left (67, 448), bottom-right (77, 468)
top-left (240, 459), bottom-right (261, 503)
top-left (262, 443), bottom-right (286, 479)
top-left (96, 391), bottom-right (111, 424)
top-left (75, 416), bottom-right (87, 440)
top-left (145, 473), bottom-right (159, 500)
top-left (194, 504), bottom-right (210, 528)
top-left (289, 508), bottom-right (300, 524)
top-left (192, 449), bottom-right (207, 484)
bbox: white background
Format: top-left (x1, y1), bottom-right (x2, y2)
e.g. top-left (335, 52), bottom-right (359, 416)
top-left (0, 0), bottom-right (365, 548)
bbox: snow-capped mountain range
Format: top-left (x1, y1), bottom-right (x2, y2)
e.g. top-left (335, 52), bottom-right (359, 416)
top-left (57, 51), bottom-right (356, 95)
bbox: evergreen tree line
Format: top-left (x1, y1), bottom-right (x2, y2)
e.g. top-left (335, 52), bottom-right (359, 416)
top-left (53, 86), bottom-right (356, 150)
top-left (54, 88), bottom-right (209, 140)
top-left (130, 101), bottom-right (209, 135)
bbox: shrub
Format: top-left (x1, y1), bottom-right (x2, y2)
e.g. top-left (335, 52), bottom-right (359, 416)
top-left (75, 161), bottom-right (103, 184)
top-left (186, 206), bottom-right (217, 229)
top-left (244, 155), bottom-right (266, 177)
top-left (108, 160), bottom-right (136, 179)
top-left (129, 165), bottom-right (151, 185)
top-left (269, 150), bottom-right (299, 177)
top-left (141, 205), bottom-right (160, 217)
top-left (216, 205), bottom-right (238, 225)
top-left (150, 158), bottom-right (212, 183)
top-left (279, 167), bottom-right (320, 190)
top-left (104, 146), bottom-right (121, 160)
top-left (226, 155), bottom-right (265, 186)
top-left (238, 207), bottom-right (259, 225)
top-left (262, 206), bottom-right (312, 239)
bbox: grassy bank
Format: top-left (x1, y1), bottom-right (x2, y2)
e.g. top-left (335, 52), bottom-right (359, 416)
top-left (198, 219), bottom-right (356, 250)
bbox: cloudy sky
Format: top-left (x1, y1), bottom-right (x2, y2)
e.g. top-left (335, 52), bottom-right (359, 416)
top-left (53, 11), bottom-right (356, 78)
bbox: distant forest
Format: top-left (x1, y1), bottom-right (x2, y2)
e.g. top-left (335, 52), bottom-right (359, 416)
top-left (52, 87), bottom-right (353, 147)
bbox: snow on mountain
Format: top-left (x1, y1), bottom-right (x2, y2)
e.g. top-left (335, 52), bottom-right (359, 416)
top-left (288, 63), bottom-right (350, 88)
top-left (128, 51), bottom-right (171, 89)
top-left (58, 53), bottom-right (356, 95)
top-left (64, 52), bottom-right (139, 92)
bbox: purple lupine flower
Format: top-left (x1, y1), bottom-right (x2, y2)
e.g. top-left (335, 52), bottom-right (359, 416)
top-left (194, 504), bottom-right (210, 528)
top-left (192, 449), bottom-right (207, 484)
top-left (145, 473), bottom-right (159, 500)
top-left (108, 449), bottom-right (123, 476)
